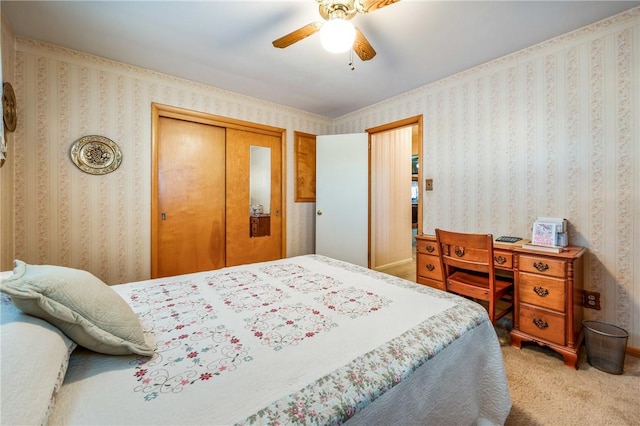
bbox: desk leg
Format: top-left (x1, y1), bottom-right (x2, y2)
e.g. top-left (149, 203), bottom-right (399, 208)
top-left (509, 329), bottom-right (581, 369)
top-left (509, 331), bottom-right (523, 349)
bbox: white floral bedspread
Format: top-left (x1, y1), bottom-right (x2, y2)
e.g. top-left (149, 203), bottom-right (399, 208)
top-left (49, 255), bottom-right (505, 425)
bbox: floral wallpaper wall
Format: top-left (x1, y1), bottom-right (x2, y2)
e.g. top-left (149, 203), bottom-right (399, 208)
top-left (1, 15), bottom-right (16, 270)
top-left (9, 36), bottom-right (331, 285)
top-left (335, 8), bottom-right (640, 346)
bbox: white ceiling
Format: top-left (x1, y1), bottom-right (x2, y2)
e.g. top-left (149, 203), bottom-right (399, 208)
top-left (2, 1), bottom-right (638, 118)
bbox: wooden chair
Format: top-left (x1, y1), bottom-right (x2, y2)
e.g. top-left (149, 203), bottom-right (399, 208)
top-left (435, 229), bottom-right (513, 324)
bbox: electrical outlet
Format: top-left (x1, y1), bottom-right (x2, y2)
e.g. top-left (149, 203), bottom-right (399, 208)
top-left (583, 291), bottom-right (601, 310)
top-left (425, 178), bottom-right (433, 191)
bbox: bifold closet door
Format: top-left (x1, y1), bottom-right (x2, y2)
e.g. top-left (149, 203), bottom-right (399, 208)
top-left (154, 116), bottom-right (226, 278)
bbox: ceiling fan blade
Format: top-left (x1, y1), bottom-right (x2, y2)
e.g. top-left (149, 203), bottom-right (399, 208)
top-left (353, 28), bottom-right (376, 61)
top-left (272, 22), bottom-right (322, 48)
top-left (359, 0), bottom-right (400, 13)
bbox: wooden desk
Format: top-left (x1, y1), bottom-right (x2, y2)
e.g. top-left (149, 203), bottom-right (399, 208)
top-left (415, 234), bottom-right (587, 369)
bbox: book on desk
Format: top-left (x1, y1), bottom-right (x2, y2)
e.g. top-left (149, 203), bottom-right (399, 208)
top-left (520, 243), bottom-right (564, 253)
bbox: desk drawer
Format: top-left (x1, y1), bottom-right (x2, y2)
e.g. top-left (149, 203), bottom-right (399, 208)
top-left (519, 303), bottom-right (565, 345)
top-left (417, 239), bottom-right (439, 256)
top-left (417, 254), bottom-right (443, 282)
top-left (518, 254), bottom-right (566, 278)
top-left (493, 249), bottom-right (513, 269)
top-left (519, 272), bottom-right (565, 312)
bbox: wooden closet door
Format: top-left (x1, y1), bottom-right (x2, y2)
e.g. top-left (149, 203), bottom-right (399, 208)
top-left (154, 116), bottom-right (226, 278)
top-left (225, 128), bottom-right (282, 266)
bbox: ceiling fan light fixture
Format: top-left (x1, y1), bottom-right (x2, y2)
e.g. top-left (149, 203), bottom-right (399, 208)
top-left (320, 18), bottom-right (356, 53)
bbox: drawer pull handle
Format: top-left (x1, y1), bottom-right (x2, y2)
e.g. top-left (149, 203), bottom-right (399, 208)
top-left (533, 261), bottom-right (549, 272)
top-left (533, 286), bottom-right (549, 297)
top-left (533, 318), bottom-right (549, 329)
top-left (494, 255), bottom-right (507, 265)
top-left (426, 264), bottom-right (435, 272)
top-left (426, 245), bottom-right (435, 253)
top-left (454, 246), bottom-right (465, 257)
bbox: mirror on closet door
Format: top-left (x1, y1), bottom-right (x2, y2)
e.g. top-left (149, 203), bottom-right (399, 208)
top-left (249, 146), bottom-right (271, 238)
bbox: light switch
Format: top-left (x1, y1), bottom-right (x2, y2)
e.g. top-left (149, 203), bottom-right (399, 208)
top-left (425, 178), bottom-right (433, 191)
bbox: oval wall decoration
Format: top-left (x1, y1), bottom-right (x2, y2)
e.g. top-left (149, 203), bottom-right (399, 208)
top-left (70, 135), bottom-right (122, 175)
top-left (2, 82), bottom-right (17, 133)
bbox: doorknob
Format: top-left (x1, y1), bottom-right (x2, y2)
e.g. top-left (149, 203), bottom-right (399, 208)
top-left (317, 210), bottom-right (323, 215)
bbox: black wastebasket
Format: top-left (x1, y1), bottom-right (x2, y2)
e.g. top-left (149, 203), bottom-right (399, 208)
top-left (582, 320), bottom-right (629, 374)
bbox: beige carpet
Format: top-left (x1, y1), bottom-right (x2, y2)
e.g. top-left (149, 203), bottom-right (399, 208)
top-left (379, 264), bottom-right (638, 425)
top-left (494, 317), bottom-right (639, 426)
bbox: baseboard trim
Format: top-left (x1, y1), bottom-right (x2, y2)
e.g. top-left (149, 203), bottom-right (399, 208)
top-left (374, 257), bottom-right (414, 271)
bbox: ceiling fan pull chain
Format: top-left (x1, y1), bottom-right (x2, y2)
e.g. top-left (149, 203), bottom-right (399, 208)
top-left (349, 49), bottom-right (355, 71)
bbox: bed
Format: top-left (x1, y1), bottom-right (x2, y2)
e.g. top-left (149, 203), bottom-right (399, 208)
top-left (1, 254), bottom-right (511, 425)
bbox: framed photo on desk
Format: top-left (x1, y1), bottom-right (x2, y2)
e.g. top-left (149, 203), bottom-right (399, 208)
top-left (531, 221), bottom-right (557, 246)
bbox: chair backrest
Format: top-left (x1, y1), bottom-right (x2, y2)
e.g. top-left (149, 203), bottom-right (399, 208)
top-left (435, 229), bottom-right (514, 323)
top-left (435, 229), bottom-right (496, 279)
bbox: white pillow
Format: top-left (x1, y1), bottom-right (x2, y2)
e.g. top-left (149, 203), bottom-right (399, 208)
top-left (0, 260), bottom-right (155, 356)
top-left (0, 292), bottom-right (76, 425)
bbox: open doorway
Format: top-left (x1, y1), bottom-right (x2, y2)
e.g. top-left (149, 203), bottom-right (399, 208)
top-left (367, 116), bottom-right (423, 272)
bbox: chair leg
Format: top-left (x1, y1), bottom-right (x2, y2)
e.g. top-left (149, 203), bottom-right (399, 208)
top-left (488, 297), bottom-right (495, 323)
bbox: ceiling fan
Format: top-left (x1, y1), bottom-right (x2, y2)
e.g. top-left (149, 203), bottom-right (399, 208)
top-left (272, 0), bottom-right (400, 61)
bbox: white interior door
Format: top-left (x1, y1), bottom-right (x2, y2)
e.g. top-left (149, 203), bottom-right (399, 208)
top-left (316, 133), bottom-right (368, 267)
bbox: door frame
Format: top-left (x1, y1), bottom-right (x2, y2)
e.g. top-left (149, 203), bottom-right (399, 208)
top-left (150, 103), bottom-right (287, 276)
top-left (366, 115), bottom-right (423, 264)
